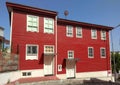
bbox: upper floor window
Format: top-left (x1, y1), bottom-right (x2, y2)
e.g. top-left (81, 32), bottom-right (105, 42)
top-left (27, 15), bottom-right (39, 32)
top-left (66, 25), bottom-right (73, 37)
top-left (76, 27), bottom-right (82, 38)
top-left (26, 44), bottom-right (38, 60)
top-left (68, 50), bottom-right (74, 59)
top-left (88, 47), bottom-right (94, 58)
top-left (44, 18), bottom-right (54, 34)
top-left (100, 47), bottom-right (106, 58)
top-left (44, 45), bottom-right (54, 54)
top-left (101, 30), bottom-right (106, 40)
top-left (91, 29), bottom-right (97, 39)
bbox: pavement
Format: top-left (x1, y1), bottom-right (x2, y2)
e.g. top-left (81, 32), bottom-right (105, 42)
top-left (6, 76), bottom-right (120, 85)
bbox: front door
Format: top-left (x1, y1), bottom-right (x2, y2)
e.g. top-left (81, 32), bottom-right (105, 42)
top-left (44, 56), bottom-right (54, 75)
top-left (66, 60), bottom-right (75, 78)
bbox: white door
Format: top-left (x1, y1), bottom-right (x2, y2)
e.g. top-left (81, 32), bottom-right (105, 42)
top-left (66, 60), bottom-right (75, 78)
top-left (44, 56), bottom-right (53, 75)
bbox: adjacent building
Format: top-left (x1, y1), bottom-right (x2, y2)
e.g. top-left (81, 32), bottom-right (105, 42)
top-left (6, 2), bottom-right (113, 81)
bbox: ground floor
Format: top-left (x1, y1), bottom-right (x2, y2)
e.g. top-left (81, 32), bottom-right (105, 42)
top-left (0, 70), bottom-right (114, 85)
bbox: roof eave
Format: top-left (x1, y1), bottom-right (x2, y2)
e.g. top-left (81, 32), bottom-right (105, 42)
top-left (58, 18), bottom-right (113, 30)
top-left (6, 2), bottom-right (57, 16)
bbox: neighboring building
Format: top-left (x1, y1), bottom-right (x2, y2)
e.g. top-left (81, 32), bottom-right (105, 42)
top-left (0, 27), bottom-right (9, 51)
top-left (6, 2), bottom-right (113, 81)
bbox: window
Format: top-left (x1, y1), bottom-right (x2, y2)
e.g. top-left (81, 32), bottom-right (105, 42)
top-left (44, 45), bottom-right (54, 54)
top-left (22, 72), bottom-right (31, 76)
top-left (101, 30), bottom-right (106, 40)
top-left (66, 25), bottom-right (73, 37)
top-left (76, 27), bottom-right (82, 38)
top-left (27, 15), bottom-right (39, 32)
top-left (68, 50), bottom-right (74, 59)
top-left (88, 47), bottom-right (94, 58)
top-left (26, 44), bottom-right (38, 60)
top-left (91, 29), bottom-right (97, 39)
top-left (100, 48), bottom-right (106, 58)
top-left (58, 64), bottom-right (62, 71)
top-left (44, 18), bottom-right (54, 34)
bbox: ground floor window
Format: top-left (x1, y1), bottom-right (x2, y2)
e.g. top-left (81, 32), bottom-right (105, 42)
top-left (26, 44), bottom-right (38, 60)
top-left (44, 45), bottom-right (54, 54)
top-left (68, 50), bottom-right (74, 59)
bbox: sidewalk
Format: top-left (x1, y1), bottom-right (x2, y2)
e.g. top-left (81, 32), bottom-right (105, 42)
top-left (6, 76), bottom-right (59, 85)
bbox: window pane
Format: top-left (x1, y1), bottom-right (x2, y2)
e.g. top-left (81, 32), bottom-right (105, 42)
top-left (32, 46), bottom-right (37, 54)
top-left (44, 18), bottom-right (54, 33)
top-left (67, 26), bottom-right (73, 36)
top-left (88, 48), bottom-right (93, 57)
top-left (44, 46), bottom-right (54, 53)
top-left (76, 27), bottom-right (82, 37)
top-left (27, 46), bottom-right (31, 54)
top-left (27, 15), bottom-right (38, 32)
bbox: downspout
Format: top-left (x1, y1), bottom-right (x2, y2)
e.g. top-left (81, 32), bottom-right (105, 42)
top-left (55, 15), bottom-right (58, 76)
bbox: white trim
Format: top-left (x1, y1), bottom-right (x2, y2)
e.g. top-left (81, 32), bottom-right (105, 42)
top-left (91, 29), bottom-right (97, 39)
top-left (100, 47), bottom-right (106, 58)
top-left (66, 25), bottom-right (73, 37)
top-left (88, 47), bottom-right (94, 58)
top-left (26, 44), bottom-right (39, 60)
top-left (44, 17), bottom-right (54, 34)
top-left (44, 45), bottom-right (54, 54)
top-left (76, 26), bottom-right (82, 38)
top-left (26, 14), bottom-right (39, 32)
top-left (10, 11), bottom-right (13, 53)
top-left (55, 16), bottom-right (58, 76)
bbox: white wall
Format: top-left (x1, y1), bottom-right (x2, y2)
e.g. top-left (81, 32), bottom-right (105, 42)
top-left (57, 71), bottom-right (113, 81)
top-left (0, 71), bottom-right (20, 85)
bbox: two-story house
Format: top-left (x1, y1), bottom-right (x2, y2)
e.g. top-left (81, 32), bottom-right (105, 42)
top-left (6, 2), bottom-right (113, 81)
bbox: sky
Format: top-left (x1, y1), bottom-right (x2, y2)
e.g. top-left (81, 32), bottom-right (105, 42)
top-left (0, 0), bottom-right (120, 51)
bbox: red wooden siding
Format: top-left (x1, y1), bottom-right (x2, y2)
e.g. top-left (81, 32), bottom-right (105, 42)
top-left (12, 11), bottom-right (56, 70)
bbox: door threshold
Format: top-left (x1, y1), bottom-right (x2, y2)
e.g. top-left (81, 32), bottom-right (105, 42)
top-left (44, 74), bottom-right (54, 76)
top-left (67, 77), bottom-right (75, 79)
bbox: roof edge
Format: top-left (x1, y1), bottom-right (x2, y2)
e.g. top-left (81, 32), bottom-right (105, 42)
top-left (58, 18), bottom-right (113, 30)
top-left (6, 2), bottom-right (57, 16)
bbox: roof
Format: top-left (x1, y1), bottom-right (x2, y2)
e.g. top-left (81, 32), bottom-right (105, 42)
top-left (6, 2), bottom-right (113, 30)
top-left (6, 2), bottom-right (57, 17)
top-left (58, 18), bottom-right (113, 30)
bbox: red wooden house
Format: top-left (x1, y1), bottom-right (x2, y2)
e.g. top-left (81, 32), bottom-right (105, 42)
top-left (6, 2), bottom-right (113, 81)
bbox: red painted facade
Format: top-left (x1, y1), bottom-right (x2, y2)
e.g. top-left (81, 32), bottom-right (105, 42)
top-left (57, 19), bottom-right (111, 74)
top-left (7, 2), bottom-right (113, 78)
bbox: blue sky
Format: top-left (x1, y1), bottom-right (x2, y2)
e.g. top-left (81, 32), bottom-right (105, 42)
top-left (0, 0), bottom-right (120, 51)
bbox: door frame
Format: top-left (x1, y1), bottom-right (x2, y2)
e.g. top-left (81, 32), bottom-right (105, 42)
top-left (66, 59), bottom-right (76, 78)
top-left (44, 56), bottom-right (54, 76)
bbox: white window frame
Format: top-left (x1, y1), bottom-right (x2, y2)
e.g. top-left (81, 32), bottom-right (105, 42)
top-left (68, 50), bottom-right (74, 59)
top-left (76, 26), bottom-right (82, 38)
top-left (66, 25), bottom-right (73, 37)
top-left (26, 44), bottom-right (38, 60)
top-left (58, 64), bottom-right (62, 72)
top-left (44, 17), bottom-right (54, 34)
top-left (44, 45), bottom-right (54, 54)
top-left (88, 47), bottom-right (94, 58)
top-left (27, 15), bottom-right (39, 32)
top-left (91, 29), bottom-right (97, 39)
top-left (100, 47), bottom-right (106, 58)
top-left (101, 30), bottom-right (106, 40)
